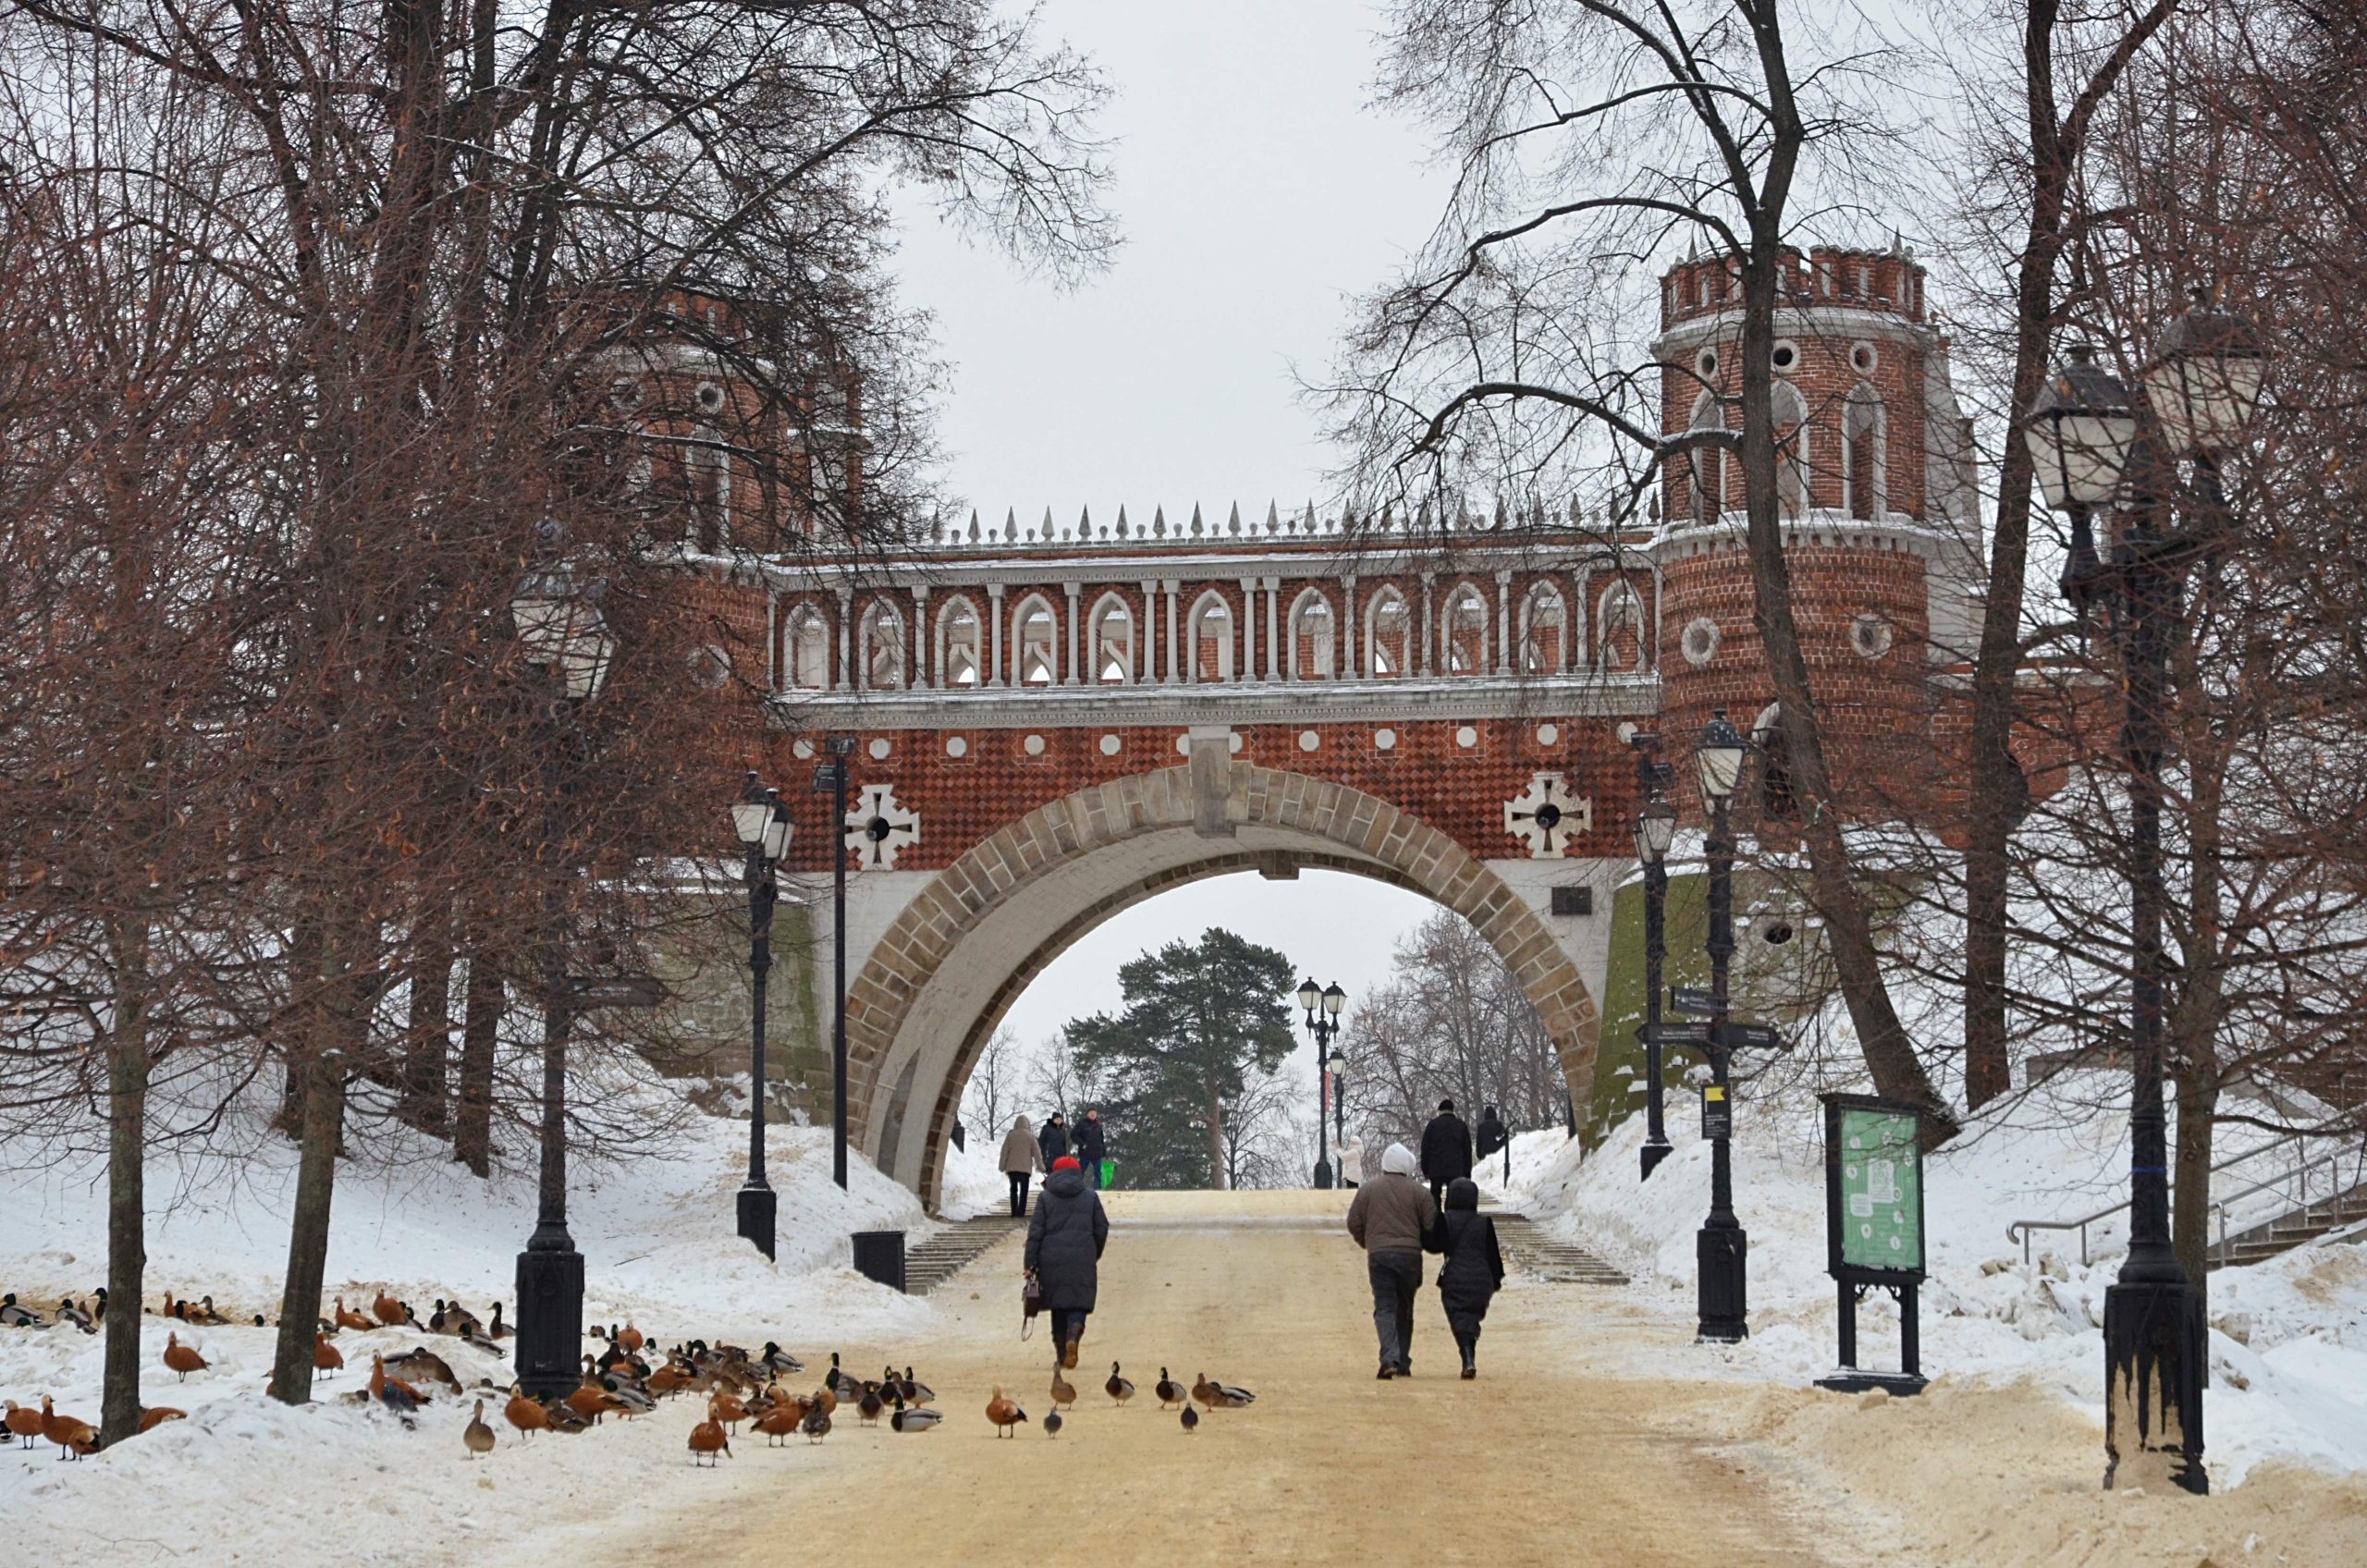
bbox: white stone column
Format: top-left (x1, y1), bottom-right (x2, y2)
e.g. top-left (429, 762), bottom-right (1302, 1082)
top-left (1062, 581), bottom-right (1082, 686)
top-left (1264, 576), bottom-right (1281, 680)
top-left (1238, 576), bottom-right (1258, 683)
top-left (1417, 572), bottom-right (1436, 676)
top-left (1495, 569), bottom-right (1514, 674)
top-left (834, 584), bottom-right (853, 691)
top-left (1138, 581), bottom-right (1157, 683)
top-left (988, 583), bottom-right (1006, 687)
top-left (1163, 580), bottom-right (1180, 684)
top-left (911, 584), bottom-right (929, 688)
top-left (1341, 575), bottom-right (1358, 678)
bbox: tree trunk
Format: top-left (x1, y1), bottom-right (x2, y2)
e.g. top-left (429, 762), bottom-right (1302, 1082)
top-left (2172, 1064), bottom-right (2218, 1317)
top-left (454, 948), bottom-right (500, 1177)
top-left (399, 928), bottom-right (454, 1133)
top-left (100, 919), bottom-right (152, 1448)
top-left (271, 962), bottom-right (353, 1406)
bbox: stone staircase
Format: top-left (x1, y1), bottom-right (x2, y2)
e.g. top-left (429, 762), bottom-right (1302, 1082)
top-left (1489, 1213), bottom-right (1630, 1286)
top-left (2209, 1181), bottom-right (2367, 1270)
top-left (905, 1214), bottom-right (1028, 1295)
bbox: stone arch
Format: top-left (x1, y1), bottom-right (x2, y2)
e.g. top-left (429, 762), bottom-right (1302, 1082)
top-left (840, 764), bottom-right (1602, 1207)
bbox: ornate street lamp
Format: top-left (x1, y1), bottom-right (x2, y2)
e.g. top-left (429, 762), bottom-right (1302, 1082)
top-left (1295, 977), bottom-right (1346, 1187)
top-left (811, 737), bottom-right (856, 1190)
top-left (2028, 293), bottom-right (2264, 1496)
top-left (507, 522), bottom-right (616, 1400)
top-left (1633, 735), bottom-right (1678, 1180)
top-left (1326, 1047), bottom-right (1348, 1173)
top-left (730, 772), bottom-right (793, 1258)
top-left (1693, 710), bottom-right (1748, 1343)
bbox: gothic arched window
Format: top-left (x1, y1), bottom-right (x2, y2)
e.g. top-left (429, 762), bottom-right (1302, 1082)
top-left (1089, 593), bottom-right (1134, 683)
top-left (1013, 594), bottom-right (1058, 685)
top-left (1443, 583), bottom-right (1488, 674)
top-left (1290, 590), bottom-right (1336, 679)
top-left (1189, 592), bottom-right (1234, 682)
top-left (938, 596), bottom-right (981, 687)
top-left (1367, 587), bottom-right (1410, 678)
top-left (1843, 383), bottom-right (1886, 520)
top-left (786, 606), bottom-right (829, 691)
top-left (1520, 583), bottom-right (1567, 673)
top-left (860, 602), bottom-right (904, 690)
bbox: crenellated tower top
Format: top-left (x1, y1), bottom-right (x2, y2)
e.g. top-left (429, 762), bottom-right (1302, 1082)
top-left (1659, 244), bottom-right (1930, 331)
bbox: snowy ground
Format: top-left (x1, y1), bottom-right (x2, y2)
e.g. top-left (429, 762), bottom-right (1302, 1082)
top-left (1497, 1071), bottom-right (2367, 1488)
top-left (0, 1083), bottom-right (940, 1566)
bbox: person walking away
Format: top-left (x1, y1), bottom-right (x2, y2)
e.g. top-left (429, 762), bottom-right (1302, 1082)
top-left (1420, 1099), bottom-right (1474, 1210)
top-left (1041, 1111), bottom-right (1071, 1168)
top-left (1475, 1106), bottom-right (1510, 1187)
top-left (1339, 1134), bottom-right (1365, 1190)
top-left (1345, 1143), bottom-right (1436, 1378)
top-left (1000, 1115), bottom-right (1043, 1218)
top-left (1075, 1109), bottom-right (1108, 1189)
top-left (1426, 1177), bottom-right (1504, 1378)
top-left (1025, 1155), bottom-right (1109, 1369)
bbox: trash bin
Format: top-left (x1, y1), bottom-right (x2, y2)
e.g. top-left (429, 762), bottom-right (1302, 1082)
top-left (851, 1230), bottom-right (907, 1293)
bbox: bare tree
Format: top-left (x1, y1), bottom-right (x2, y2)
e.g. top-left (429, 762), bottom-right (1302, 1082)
top-left (961, 1026), bottom-right (1021, 1145)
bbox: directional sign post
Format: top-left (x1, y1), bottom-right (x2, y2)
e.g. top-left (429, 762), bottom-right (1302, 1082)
top-left (1669, 986), bottom-right (1718, 1017)
top-left (568, 975), bottom-right (667, 1011)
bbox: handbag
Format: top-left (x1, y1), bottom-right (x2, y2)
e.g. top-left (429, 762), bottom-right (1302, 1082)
top-left (1021, 1270), bottom-right (1043, 1340)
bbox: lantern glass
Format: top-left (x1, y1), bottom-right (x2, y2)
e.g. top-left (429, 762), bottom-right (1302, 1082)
top-left (763, 798), bottom-right (793, 861)
top-left (1296, 977), bottom-right (1321, 1015)
top-left (1634, 798), bottom-right (1676, 863)
top-left (1327, 1049), bottom-right (1347, 1082)
top-left (1694, 711), bottom-right (1748, 809)
top-left (1322, 982), bottom-right (1347, 1018)
top-left (2024, 345), bottom-right (2138, 510)
top-left (2142, 298), bottom-right (2265, 455)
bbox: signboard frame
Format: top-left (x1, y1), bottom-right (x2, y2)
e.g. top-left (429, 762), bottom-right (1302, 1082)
top-left (1821, 1092), bottom-right (1928, 1285)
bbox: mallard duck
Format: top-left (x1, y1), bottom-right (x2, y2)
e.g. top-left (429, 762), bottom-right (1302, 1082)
top-left (824, 1351), bottom-right (859, 1399)
top-left (90, 1288), bottom-right (108, 1323)
top-left (384, 1345), bottom-right (460, 1392)
top-left (460, 1321), bottom-right (505, 1357)
top-left (1155, 1368), bottom-right (1184, 1408)
top-left (985, 1385), bottom-right (1027, 1438)
top-left (889, 1393), bottom-right (941, 1433)
top-left (1192, 1373), bottom-right (1255, 1409)
top-left (1180, 1403), bottom-right (1198, 1434)
top-left (1049, 1364), bottom-right (1077, 1410)
top-left (57, 1299), bottom-right (95, 1333)
top-left (689, 1407), bottom-right (731, 1466)
top-left (900, 1366), bottom-right (935, 1404)
top-left (1105, 1362), bottom-right (1135, 1406)
top-left (186, 1295), bottom-right (229, 1326)
top-left (1043, 1409), bottom-right (1063, 1438)
top-left (487, 1301), bottom-right (510, 1340)
top-left (2, 1292), bottom-right (49, 1328)
top-left (802, 1400), bottom-right (832, 1444)
top-left (858, 1386), bottom-right (884, 1425)
top-left (463, 1400), bottom-right (497, 1459)
top-left (759, 1341), bottom-right (803, 1374)
top-left (599, 1376), bottom-right (656, 1416)
top-left (163, 1330), bottom-right (208, 1381)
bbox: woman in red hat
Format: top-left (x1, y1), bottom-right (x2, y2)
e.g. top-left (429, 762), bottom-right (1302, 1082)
top-left (1024, 1154), bottom-right (1109, 1368)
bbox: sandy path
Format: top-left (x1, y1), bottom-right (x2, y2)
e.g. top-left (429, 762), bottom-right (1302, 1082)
top-left (608, 1190), bottom-right (1834, 1568)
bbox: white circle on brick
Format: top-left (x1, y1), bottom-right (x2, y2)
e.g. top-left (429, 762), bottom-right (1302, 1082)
top-left (867, 737), bottom-right (891, 760)
top-left (1098, 733), bottom-right (1122, 756)
top-left (945, 735), bottom-right (968, 758)
top-left (792, 739), bottom-right (816, 760)
top-left (1615, 721), bottom-right (1637, 745)
top-left (1375, 729), bottom-right (1397, 752)
top-left (1297, 729), bottom-right (1319, 753)
top-left (1681, 617), bottom-right (1722, 667)
top-left (1455, 725), bottom-right (1478, 749)
top-left (1852, 613), bottom-right (1895, 659)
top-left (1850, 340), bottom-right (1879, 374)
top-left (1024, 733), bottom-right (1047, 756)
top-left (1537, 724), bottom-right (1561, 747)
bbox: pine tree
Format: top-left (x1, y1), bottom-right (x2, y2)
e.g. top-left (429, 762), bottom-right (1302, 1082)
top-left (1068, 929), bottom-right (1297, 1189)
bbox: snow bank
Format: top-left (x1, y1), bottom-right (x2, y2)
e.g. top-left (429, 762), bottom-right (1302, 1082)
top-left (1534, 1072), bottom-right (2367, 1486)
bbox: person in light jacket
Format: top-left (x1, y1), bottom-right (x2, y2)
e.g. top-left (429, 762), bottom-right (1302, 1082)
top-left (1344, 1143), bottom-right (1437, 1378)
top-left (1339, 1135), bottom-right (1365, 1189)
top-left (999, 1115), bottom-right (1043, 1217)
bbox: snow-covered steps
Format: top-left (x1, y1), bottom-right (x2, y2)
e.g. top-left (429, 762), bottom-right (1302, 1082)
top-left (2211, 1181), bottom-right (2367, 1270)
top-left (905, 1214), bottom-right (1029, 1294)
top-left (1489, 1214), bottom-right (1630, 1286)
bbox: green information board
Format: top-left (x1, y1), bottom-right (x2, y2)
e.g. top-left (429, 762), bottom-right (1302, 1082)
top-left (1823, 1096), bottom-right (1926, 1280)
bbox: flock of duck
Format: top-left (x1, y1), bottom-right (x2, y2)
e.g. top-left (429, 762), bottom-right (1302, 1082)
top-left (4, 1287), bottom-right (1260, 1465)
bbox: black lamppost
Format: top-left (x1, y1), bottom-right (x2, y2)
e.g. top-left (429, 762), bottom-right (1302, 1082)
top-left (1693, 710), bottom-right (1749, 1343)
top-left (1634, 735), bottom-right (1678, 1180)
top-left (507, 527), bottom-right (617, 1400)
top-left (811, 737), bottom-right (855, 1190)
top-left (2027, 295), bottom-right (2263, 1494)
top-left (1296, 977), bottom-right (1346, 1188)
top-left (730, 772), bottom-right (794, 1258)
top-left (1327, 1047), bottom-right (1348, 1171)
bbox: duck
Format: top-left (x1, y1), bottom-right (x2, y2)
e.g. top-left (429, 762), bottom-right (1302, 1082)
top-left (646, 1361), bottom-right (693, 1400)
top-left (707, 1389), bottom-right (750, 1433)
top-left (754, 1401), bottom-right (808, 1446)
top-left (598, 1376), bottom-right (656, 1417)
top-left (801, 1399), bottom-right (832, 1444)
top-left (688, 1406), bottom-right (732, 1466)
top-left (39, 1396), bottom-right (94, 1460)
top-left (986, 1386), bottom-right (1027, 1438)
top-left (428, 1299), bottom-right (480, 1337)
top-left (2, 1292), bottom-right (50, 1328)
top-left (384, 1346), bottom-right (461, 1393)
top-left (314, 1331), bottom-right (345, 1378)
top-left (564, 1377), bottom-right (625, 1426)
top-left (1043, 1408), bottom-right (1063, 1438)
top-left (333, 1295), bottom-right (372, 1333)
top-left (503, 1384), bottom-right (549, 1442)
top-left (857, 1386), bottom-right (884, 1425)
top-left (139, 1406), bottom-right (185, 1433)
top-left (5, 1399), bottom-right (43, 1447)
top-left (57, 1298), bottom-right (95, 1333)
top-left (759, 1341), bottom-right (803, 1374)
top-left (899, 1366), bottom-right (935, 1404)
top-left (186, 1295), bottom-right (230, 1326)
top-left (811, 1382), bottom-right (838, 1417)
top-left (372, 1291), bottom-right (406, 1327)
top-left (1193, 1373), bottom-right (1256, 1409)
top-left (1049, 1364), bottom-right (1077, 1411)
top-left (163, 1330), bottom-right (208, 1381)
top-left (486, 1302), bottom-right (510, 1340)
top-left (1105, 1362), bottom-right (1135, 1406)
top-left (1180, 1403), bottom-right (1198, 1434)
top-left (463, 1400), bottom-right (497, 1459)
top-left (460, 1320), bottom-right (505, 1357)
top-left (1156, 1368), bottom-right (1184, 1408)
top-left (369, 1354), bottom-right (427, 1418)
top-left (91, 1288), bottom-right (109, 1323)
top-left (889, 1393), bottom-right (941, 1433)
top-left (617, 1321), bottom-right (644, 1354)
top-left (824, 1352), bottom-right (859, 1400)
top-left (159, 1289), bottom-right (186, 1320)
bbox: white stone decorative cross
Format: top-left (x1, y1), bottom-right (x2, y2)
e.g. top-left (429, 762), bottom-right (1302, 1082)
top-left (844, 782), bottom-right (921, 870)
top-left (1502, 772), bottom-right (1591, 859)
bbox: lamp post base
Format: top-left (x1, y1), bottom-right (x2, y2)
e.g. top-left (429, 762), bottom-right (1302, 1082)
top-left (1696, 1223), bottom-right (1749, 1343)
top-left (512, 1243), bottom-right (585, 1401)
top-left (2103, 1276), bottom-right (2209, 1494)
top-left (738, 1181), bottom-right (778, 1261)
top-left (1640, 1138), bottom-right (1674, 1180)
top-left (1313, 1159), bottom-right (1333, 1190)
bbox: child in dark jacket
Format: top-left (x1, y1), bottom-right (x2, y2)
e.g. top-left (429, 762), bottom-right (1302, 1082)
top-left (1426, 1177), bottom-right (1505, 1378)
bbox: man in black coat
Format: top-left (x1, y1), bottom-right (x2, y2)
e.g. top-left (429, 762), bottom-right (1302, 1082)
top-left (1426, 1177), bottom-right (1504, 1378)
top-left (1040, 1111), bottom-right (1071, 1167)
top-left (1419, 1098), bottom-right (1474, 1210)
top-left (1024, 1157), bottom-right (1109, 1369)
top-left (1073, 1108), bottom-right (1108, 1189)
top-left (1475, 1105), bottom-right (1511, 1182)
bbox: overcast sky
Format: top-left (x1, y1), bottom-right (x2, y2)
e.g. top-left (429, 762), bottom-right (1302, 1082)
top-left (889, 2), bottom-right (1456, 1094)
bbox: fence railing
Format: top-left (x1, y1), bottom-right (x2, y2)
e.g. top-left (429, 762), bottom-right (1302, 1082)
top-left (2005, 1128), bottom-right (2367, 1267)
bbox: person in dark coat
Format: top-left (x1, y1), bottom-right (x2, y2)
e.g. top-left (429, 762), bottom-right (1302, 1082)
top-left (1024, 1155), bottom-right (1109, 1369)
top-left (1074, 1109), bottom-right (1108, 1189)
top-left (1040, 1111), bottom-right (1071, 1167)
top-left (1419, 1098), bottom-right (1475, 1209)
top-left (1475, 1106), bottom-right (1511, 1182)
top-left (1425, 1177), bottom-right (1504, 1378)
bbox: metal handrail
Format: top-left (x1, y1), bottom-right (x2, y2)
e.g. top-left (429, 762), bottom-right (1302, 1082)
top-left (2005, 1128), bottom-right (2357, 1266)
top-left (2211, 1140), bottom-right (2367, 1264)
